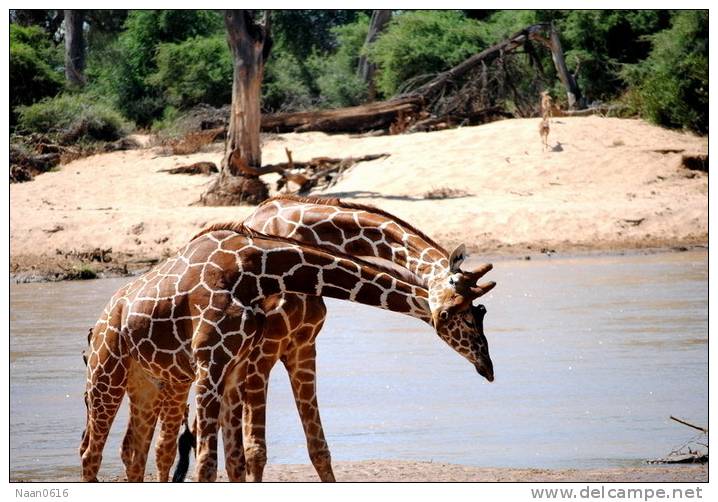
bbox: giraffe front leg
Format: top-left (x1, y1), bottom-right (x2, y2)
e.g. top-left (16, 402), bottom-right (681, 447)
top-left (284, 340), bottom-right (335, 482)
top-left (155, 383), bottom-right (192, 482)
top-left (221, 363), bottom-right (247, 482)
top-left (242, 347), bottom-right (282, 482)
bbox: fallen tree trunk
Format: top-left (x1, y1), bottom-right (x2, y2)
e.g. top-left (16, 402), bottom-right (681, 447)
top-left (405, 24), bottom-right (550, 103)
top-left (261, 97), bottom-right (423, 133)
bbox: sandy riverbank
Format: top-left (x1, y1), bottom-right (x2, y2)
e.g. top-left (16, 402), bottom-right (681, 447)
top-left (41, 460), bottom-right (704, 483)
top-left (10, 117), bottom-right (707, 281)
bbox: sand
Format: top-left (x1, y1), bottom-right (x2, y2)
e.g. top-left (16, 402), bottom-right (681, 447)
top-left (84, 460), bottom-right (707, 483)
top-left (10, 117), bottom-right (707, 279)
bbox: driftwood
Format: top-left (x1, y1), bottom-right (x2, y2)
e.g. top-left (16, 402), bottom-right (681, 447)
top-left (648, 415), bottom-right (708, 464)
top-left (266, 152), bottom-right (390, 194)
top-left (261, 97), bottom-right (423, 134)
top-left (670, 415), bottom-right (708, 434)
top-left (259, 23), bottom-right (581, 135)
top-left (159, 161), bottom-right (219, 176)
top-left (681, 154), bottom-right (708, 173)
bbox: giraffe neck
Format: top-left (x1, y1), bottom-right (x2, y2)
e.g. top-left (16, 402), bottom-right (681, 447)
top-left (244, 199), bottom-right (451, 288)
top-left (203, 231), bottom-right (433, 325)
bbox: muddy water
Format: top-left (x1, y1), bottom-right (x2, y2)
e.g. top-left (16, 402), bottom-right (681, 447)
top-left (10, 250), bottom-right (707, 481)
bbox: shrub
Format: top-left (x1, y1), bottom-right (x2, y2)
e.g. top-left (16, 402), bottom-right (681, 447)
top-left (16, 94), bottom-right (132, 143)
top-left (263, 51), bottom-right (316, 112)
top-left (149, 35), bottom-right (232, 109)
top-left (9, 25), bottom-right (63, 123)
top-left (621, 10), bottom-right (708, 133)
top-left (368, 11), bottom-right (486, 97)
top-left (308, 14), bottom-right (369, 108)
top-left (92, 10), bottom-right (225, 125)
top-left (558, 10), bottom-right (671, 102)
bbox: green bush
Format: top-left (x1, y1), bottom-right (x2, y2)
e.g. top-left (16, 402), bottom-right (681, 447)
top-left (10, 25), bottom-right (63, 123)
top-left (557, 10), bottom-right (670, 102)
top-left (92, 10), bottom-right (224, 125)
top-left (16, 94), bottom-right (132, 142)
top-left (368, 11), bottom-right (486, 97)
top-left (263, 51), bottom-right (316, 112)
top-left (308, 14), bottom-right (369, 108)
top-left (621, 10), bottom-right (707, 133)
top-left (149, 35), bottom-right (232, 109)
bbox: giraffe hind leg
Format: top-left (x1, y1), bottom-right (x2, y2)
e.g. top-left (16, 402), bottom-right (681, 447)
top-left (155, 383), bottom-right (192, 482)
top-left (122, 360), bottom-right (162, 482)
top-left (81, 342), bottom-right (127, 481)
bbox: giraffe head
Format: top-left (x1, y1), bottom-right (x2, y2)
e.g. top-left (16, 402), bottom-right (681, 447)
top-left (428, 244), bottom-right (496, 382)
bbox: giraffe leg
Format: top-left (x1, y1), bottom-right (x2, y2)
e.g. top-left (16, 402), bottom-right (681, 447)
top-left (155, 383), bottom-right (192, 482)
top-left (194, 371), bottom-right (222, 482)
top-left (81, 339), bottom-right (127, 481)
top-left (284, 339), bottom-right (335, 482)
top-left (221, 364), bottom-right (247, 482)
top-left (192, 305), bottom-right (262, 482)
top-left (122, 361), bottom-right (162, 482)
top-left (242, 347), bottom-right (282, 482)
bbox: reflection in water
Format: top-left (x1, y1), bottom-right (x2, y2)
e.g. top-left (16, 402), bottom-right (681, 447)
top-left (10, 250), bottom-right (707, 480)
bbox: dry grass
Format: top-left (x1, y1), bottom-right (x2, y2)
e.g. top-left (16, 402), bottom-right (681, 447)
top-left (423, 186), bottom-right (471, 199)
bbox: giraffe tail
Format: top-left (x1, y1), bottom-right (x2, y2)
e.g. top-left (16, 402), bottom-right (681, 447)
top-left (172, 413), bottom-right (197, 482)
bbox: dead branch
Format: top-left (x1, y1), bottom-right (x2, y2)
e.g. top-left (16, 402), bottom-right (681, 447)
top-left (670, 415), bottom-right (708, 434)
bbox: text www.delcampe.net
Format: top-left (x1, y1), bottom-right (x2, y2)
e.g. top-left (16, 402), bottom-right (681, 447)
top-left (530, 486), bottom-right (704, 501)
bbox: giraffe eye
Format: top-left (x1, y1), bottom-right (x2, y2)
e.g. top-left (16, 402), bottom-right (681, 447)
top-left (463, 318), bottom-right (473, 328)
top-left (449, 277), bottom-right (456, 286)
top-left (439, 310), bottom-right (449, 320)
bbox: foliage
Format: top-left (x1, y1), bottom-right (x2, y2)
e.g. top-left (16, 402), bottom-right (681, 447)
top-left (9, 25), bottom-right (63, 122)
top-left (368, 11), bottom-right (486, 97)
top-left (149, 35), bottom-right (232, 109)
top-left (271, 10), bottom-right (368, 59)
top-left (263, 51), bottom-right (316, 112)
top-left (621, 10), bottom-right (708, 133)
top-left (308, 14), bottom-right (370, 108)
top-left (16, 94), bottom-right (132, 142)
top-left (95, 10), bottom-right (224, 125)
top-left (9, 9), bottom-right (709, 136)
top-left (556, 10), bottom-right (671, 102)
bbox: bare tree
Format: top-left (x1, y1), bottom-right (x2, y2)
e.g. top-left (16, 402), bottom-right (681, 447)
top-left (64, 10), bottom-right (85, 87)
top-left (202, 10), bottom-right (272, 206)
top-left (357, 10), bottom-right (392, 100)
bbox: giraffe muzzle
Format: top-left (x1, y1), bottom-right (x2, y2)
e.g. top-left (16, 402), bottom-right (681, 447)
top-left (474, 361), bottom-right (494, 382)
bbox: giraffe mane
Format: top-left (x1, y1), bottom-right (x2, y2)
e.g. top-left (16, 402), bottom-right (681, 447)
top-left (190, 221), bottom-right (246, 241)
top-left (259, 194), bottom-right (448, 255)
top-left (196, 223), bottom-right (426, 290)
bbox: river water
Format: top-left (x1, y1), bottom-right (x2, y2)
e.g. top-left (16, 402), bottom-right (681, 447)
top-left (10, 250), bottom-right (708, 481)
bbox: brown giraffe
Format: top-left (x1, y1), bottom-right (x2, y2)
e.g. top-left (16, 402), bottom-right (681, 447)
top-left (110, 196), bottom-right (496, 482)
top-left (210, 196), bottom-right (495, 482)
top-left (80, 223), bottom-right (494, 482)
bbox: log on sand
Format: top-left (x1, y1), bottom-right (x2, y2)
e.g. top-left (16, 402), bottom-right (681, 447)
top-left (261, 97), bottom-right (423, 133)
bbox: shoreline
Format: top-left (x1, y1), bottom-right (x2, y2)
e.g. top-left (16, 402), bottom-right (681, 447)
top-left (10, 242), bottom-right (708, 284)
top-left (11, 117), bottom-right (707, 283)
top-left (11, 460), bottom-right (708, 483)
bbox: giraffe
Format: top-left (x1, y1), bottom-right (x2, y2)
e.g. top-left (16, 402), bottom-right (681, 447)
top-left (111, 195), bottom-right (496, 482)
top-left (80, 224), bottom-right (494, 482)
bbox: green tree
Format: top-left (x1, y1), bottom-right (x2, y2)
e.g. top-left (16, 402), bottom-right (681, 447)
top-left (368, 10), bottom-right (486, 97)
top-left (10, 24), bottom-right (63, 125)
top-left (622, 10), bottom-right (707, 133)
top-left (93, 10), bottom-right (224, 125)
top-left (149, 35), bottom-right (232, 109)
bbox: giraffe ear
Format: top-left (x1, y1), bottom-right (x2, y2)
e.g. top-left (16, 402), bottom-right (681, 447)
top-left (448, 243), bottom-right (467, 273)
